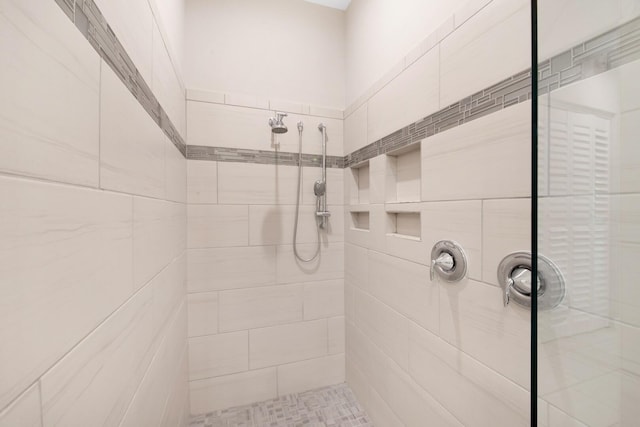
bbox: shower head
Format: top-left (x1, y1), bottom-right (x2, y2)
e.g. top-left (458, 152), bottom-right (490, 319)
top-left (269, 112), bottom-right (288, 134)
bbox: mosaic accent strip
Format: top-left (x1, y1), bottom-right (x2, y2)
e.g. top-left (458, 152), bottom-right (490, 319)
top-left (54, 0), bottom-right (640, 168)
top-left (345, 15), bottom-right (640, 168)
top-left (53, 0), bottom-right (187, 157)
top-left (188, 145), bottom-right (345, 169)
top-left (189, 383), bottom-right (372, 427)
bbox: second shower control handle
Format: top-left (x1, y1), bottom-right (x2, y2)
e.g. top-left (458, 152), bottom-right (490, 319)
top-left (430, 252), bottom-right (455, 281)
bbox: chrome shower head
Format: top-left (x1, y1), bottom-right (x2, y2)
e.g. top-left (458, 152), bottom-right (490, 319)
top-left (269, 112), bottom-right (288, 134)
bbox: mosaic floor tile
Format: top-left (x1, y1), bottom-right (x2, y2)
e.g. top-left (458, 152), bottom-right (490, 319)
top-left (189, 383), bottom-right (373, 427)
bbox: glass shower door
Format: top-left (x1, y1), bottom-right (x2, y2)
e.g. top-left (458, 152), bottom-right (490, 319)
top-left (537, 2), bottom-right (640, 426)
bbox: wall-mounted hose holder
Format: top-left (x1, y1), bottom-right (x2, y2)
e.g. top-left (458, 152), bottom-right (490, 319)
top-left (430, 240), bottom-right (468, 283)
top-left (497, 251), bottom-right (565, 310)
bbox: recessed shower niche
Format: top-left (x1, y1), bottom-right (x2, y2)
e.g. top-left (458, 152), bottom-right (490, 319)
top-left (349, 161), bottom-right (370, 205)
top-left (385, 143), bottom-right (421, 203)
top-left (386, 207), bottom-right (421, 239)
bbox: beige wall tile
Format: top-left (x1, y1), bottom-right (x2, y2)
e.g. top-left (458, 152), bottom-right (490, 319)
top-left (421, 102), bottom-right (531, 201)
top-left (249, 205), bottom-right (344, 246)
top-left (187, 246), bottom-right (276, 292)
top-left (187, 204), bottom-right (249, 248)
top-left (100, 64), bottom-right (165, 199)
top-left (0, 384), bottom-right (41, 427)
top-left (440, 0), bottom-right (529, 107)
top-left (189, 368), bottom-right (277, 414)
top-left (187, 160), bottom-right (218, 204)
top-left (368, 48), bottom-right (439, 144)
top-left (439, 279), bottom-right (530, 388)
top-left (188, 292), bottom-right (219, 337)
top-left (188, 331), bottom-right (248, 380)
top-left (249, 319), bottom-right (328, 369)
top-left (0, 0), bottom-right (100, 187)
top-left (277, 354), bottom-right (345, 396)
top-left (134, 197), bottom-right (185, 289)
top-left (94, 0), bottom-right (153, 83)
top-left (165, 138), bottom-right (187, 203)
top-left (328, 316), bottom-right (346, 354)
top-left (344, 103), bottom-right (368, 155)
top-left (276, 243), bottom-right (344, 284)
top-left (0, 176), bottom-right (132, 409)
top-left (368, 251), bottom-right (438, 334)
top-left (482, 198), bottom-right (531, 285)
top-left (217, 162), bottom-right (297, 205)
top-left (120, 303), bottom-right (187, 427)
top-left (40, 286), bottom-right (155, 427)
top-left (219, 284), bottom-right (303, 332)
top-left (303, 279), bottom-right (345, 320)
top-left (354, 288), bottom-right (410, 370)
top-left (409, 323), bottom-right (529, 427)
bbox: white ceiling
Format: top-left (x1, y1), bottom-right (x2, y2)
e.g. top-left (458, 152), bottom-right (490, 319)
top-left (303, 0), bottom-right (351, 11)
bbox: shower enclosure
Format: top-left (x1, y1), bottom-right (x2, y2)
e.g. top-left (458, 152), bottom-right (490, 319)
top-left (535, 2), bottom-right (640, 426)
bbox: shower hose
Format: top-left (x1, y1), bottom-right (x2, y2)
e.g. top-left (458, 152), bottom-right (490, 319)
top-left (293, 122), bottom-right (321, 262)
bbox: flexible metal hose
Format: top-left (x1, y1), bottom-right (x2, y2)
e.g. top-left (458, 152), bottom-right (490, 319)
top-left (293, 122), bottom-right (320, 262)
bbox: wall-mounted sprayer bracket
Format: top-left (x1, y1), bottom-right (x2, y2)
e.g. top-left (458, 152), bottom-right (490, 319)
top-left (497, 251), bottom-right (565, 310)
top-left (430, 240), bottom-right (468, 282)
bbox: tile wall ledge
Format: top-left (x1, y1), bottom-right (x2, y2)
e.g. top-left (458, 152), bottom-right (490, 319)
top-left (186, 89), bottom-right (344, 120)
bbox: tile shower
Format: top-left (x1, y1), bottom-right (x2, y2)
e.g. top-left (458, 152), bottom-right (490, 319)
top-left (1, 0), bottom-right (639, 427)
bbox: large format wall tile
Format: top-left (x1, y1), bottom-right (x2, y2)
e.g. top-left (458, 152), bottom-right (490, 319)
top-left (353, 288), bottom-right (410, 370)
top-left (344, 103), bottom-right (368, 155)
top-left (152, 23), bottom-right (186, 138)
top-left (94, 0), bottom-right (153, 83)
top-left (249, 320), bottom-right (328, 369)
top-left (249, 205), bottom-right (344, 246)
top-left (303, 279), bottom-right (345, 320)
top-left (482, 198), bottom-right (531, 286)
top-left (409, 323), bottom-right (529, 427)
top-left (218, 162), bottom-right (297, 205)
top-left (368, 251), bottom-right (438, 334)
top-left (0, 384), bottom-right (41, 427)
top-left (187, 204), bottom-right (249, 248)
top-left (187, 246), bottom-right (276, 292)
top-left (367, 47), bottom-right (439, 144)
top-left (187, 160), bottom-right (218, 204)
top-left (187, 101), bottom-right (343, 156)
top-left (40, 286), bottom-right (154, 427)
top-left (134, 197), bottom-right (185, 290)
top-left (0, 176), bottom-right (132, 410)
top-left (187, 292), bottom-right (219, 337)
top-left (219, 284), bottom-right (304, 332)
top-left (421, 101), bottom-right (531, 201)
top-left (276, 243), bottom-right (344, 284)
top-left (439, 279), bottom-right (531, 388)
top-left (100, 64), bottom-right (166, 199)
top-left (189, 368), bottom-right (277, 414)
top-left (277, 354), bottom-right (345, 396)
top-left (165, 138), bottom-right (187, 204)
top-left (0, 0), bottom-right (100, 187)
top-left (119, 303), bottom-right (187, 427)
top-left (440, 0), bottom-right (529, 107)
top-left (188, 331), bottom-right (248, 381)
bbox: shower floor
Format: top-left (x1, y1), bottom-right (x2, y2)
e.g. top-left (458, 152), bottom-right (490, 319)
top-left (189, 383), bottom-right (373, 427)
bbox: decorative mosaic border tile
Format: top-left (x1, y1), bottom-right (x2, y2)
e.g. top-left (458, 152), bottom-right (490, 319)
top-left (345, 15), bottom-right (640, 168)
top-left (53, 0), bottom-right (640, 168)
top-left (188, 145), bottom-right (345, 169)
top-left (54, 0), bottom-right (187, 157)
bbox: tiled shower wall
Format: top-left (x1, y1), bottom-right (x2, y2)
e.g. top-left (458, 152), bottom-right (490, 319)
top-left (344, 0), bottom-right (533, 425)
top-left (0, 0), bottom-right (188, 425)
top-left (185, 93), bottom-right (346, 415)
